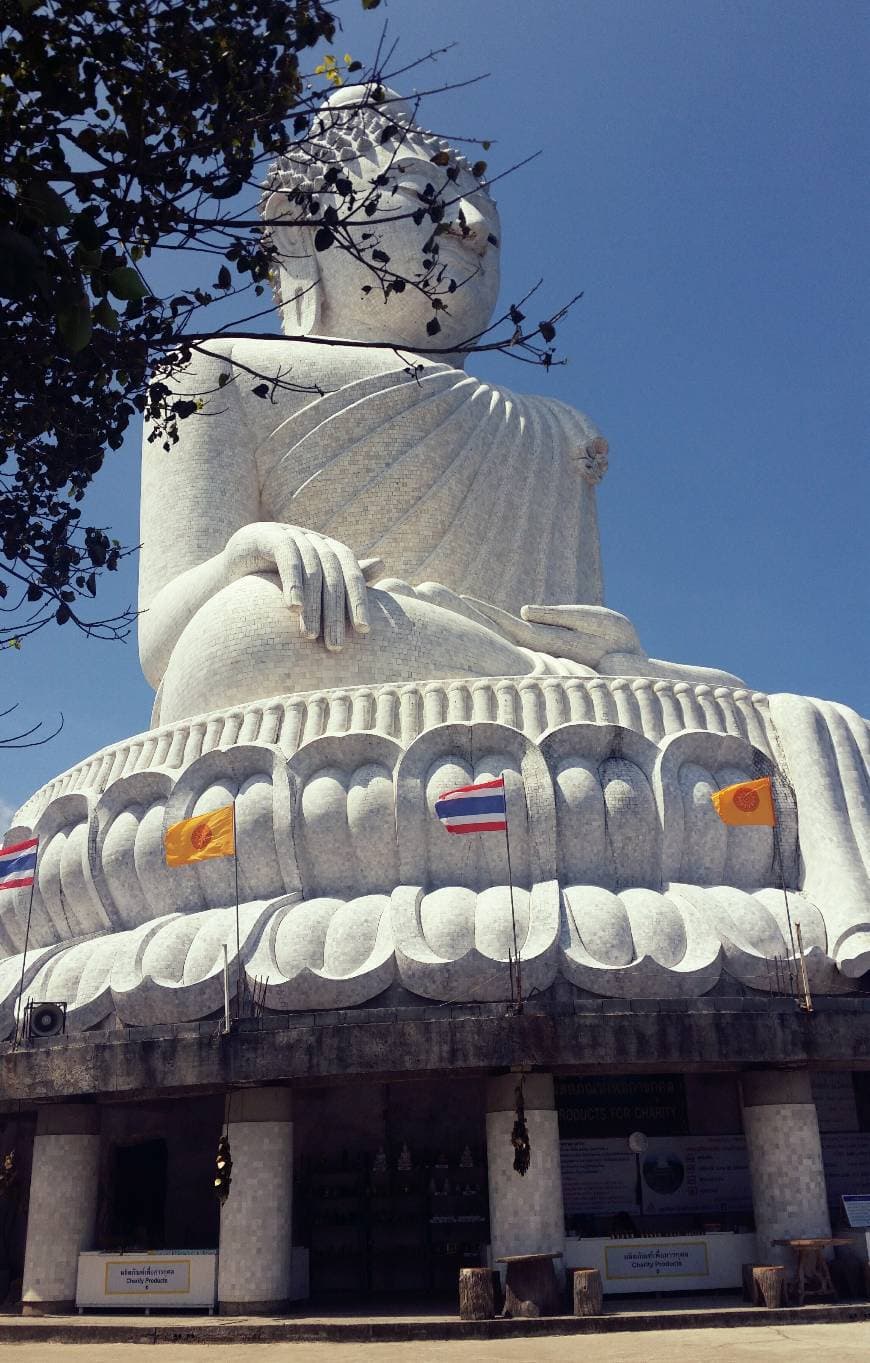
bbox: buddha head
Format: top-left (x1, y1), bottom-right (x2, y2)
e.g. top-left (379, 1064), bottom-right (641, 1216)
top-left (262, 86), bottom-right (501, 358)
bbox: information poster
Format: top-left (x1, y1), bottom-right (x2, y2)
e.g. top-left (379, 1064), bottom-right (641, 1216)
top-left (821, 1133), bottom-right (870, 1204)
top-left (812, 1073), bottom-right (859, 1133)
top-left (561, 1134), bottom-right (752, 1217)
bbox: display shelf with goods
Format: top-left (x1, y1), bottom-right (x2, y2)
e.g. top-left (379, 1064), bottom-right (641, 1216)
top-left (298, 1148), bottom-right (490, 1297)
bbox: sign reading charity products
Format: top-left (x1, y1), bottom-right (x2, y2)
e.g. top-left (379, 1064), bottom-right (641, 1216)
top-left (604, 1240), bottom-right (709, 1280)
top-left (561, 1134), bottom-right (752, 1216)
top-left (105, 1259), bottom-right (191, 1294)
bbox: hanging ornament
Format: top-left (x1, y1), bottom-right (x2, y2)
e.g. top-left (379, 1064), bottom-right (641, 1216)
top-left (511, 1080), bottom-right (531, 1177)
top-left (214, 1133), bottom-right (233, 1204)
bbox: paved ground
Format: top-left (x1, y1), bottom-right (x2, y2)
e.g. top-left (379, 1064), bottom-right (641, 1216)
top-left (0, 1323), bottom-right (869, 1362)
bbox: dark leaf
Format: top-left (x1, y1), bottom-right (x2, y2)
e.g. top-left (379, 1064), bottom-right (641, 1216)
top-left (251, 383), bottom-right (269, 398)
top-left (431, 151), bottom-right (450, 167)
top-left (471, 160), bottom-right (487, 178)
top-left (539, 320), bottom-right (556, 343)
top-left (426, 316), bottom-right (441, 336)
top-left (0, 228), bottom-right (44, 301)
top-left (21, 180), bottom-right (71, 228)
top-left (93, 299), bottom-right (119, 332)
top-left (57, 303), bottom-right (92, 353)
top-left (509, 305), bottom-right (526, 326)
top-left (107, 267), bottom-right (149, 301)
top-left (314, 226), bottom-right (334, 251)
top-left (217, 265), bottom-right (232, 290)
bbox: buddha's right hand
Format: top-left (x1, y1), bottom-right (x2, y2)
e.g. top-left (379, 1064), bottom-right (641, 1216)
top-left (223, 522), bottom-right (377, 651)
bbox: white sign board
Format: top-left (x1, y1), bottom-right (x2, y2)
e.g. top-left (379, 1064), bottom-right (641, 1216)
top-left (842, 1195), bottom-right (870, 1229)
top-left (76, 1251), bottom-right (217, 1310)
top-left (604, 1239), bottom-right (709, 1281)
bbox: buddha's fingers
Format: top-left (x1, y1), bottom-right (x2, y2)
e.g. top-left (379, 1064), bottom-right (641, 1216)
top-left (293, 531), bottom-right (323, 641)
top-left (314, 536), bottom-right (345, 652)
top-left (332, 541), bottom-right (371, 635)
top-left (274, 535), bottom-right (304, 613)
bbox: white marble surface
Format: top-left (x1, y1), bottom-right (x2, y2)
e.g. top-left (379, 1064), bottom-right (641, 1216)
top-left (23, 1117), bottom-right (100, 1308)
top-left (0, 689), bottom-right (863, 1027)
top-left (3, 89), bottom-right (868, 1023)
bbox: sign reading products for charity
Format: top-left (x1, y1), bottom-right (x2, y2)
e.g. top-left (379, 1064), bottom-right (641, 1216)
top-left (561, 1135), bottom-right (752, 1217)
top-left (105, 1259), bottom-right (191, 1294)
top-left (555, 1075), bottom-right (689, 1139)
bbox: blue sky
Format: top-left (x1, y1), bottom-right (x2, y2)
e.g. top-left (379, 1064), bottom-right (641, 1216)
top-left (3, 0), bottom-right (868, 821)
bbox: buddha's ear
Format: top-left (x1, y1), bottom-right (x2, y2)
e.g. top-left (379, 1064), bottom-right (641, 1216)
top-left (262, 191), bottom-right (322, 336)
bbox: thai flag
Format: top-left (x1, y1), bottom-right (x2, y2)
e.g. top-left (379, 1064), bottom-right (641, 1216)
top-left (434, 776), bottom-right (507, 835)
top-left (0, 837), bottom-right (38, 892)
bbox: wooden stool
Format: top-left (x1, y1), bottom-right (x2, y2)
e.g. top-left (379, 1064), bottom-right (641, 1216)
top-left (459, 1267), bottom-right (496, 1320)
top-left (751, 1264), bottom-right (785, 1308)
top-left (572, 1267), bottom-right (603, 1316)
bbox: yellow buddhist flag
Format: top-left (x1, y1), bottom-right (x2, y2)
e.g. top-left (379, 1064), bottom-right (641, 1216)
top-left (165, 804), bottom-right (235, 866)
top-left (710, 777), bottom-right (776, 827)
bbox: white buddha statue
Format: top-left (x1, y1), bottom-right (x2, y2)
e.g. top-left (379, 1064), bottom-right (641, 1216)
top-left (1, 90), bottom-right (868, 1032)
top-left (139, 86), bottom-right (740, 726)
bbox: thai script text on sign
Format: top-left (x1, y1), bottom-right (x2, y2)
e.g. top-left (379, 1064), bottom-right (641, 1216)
top-left (604, 1240), bottom-right (709, 1280)
top-left (105, 1259), bottom-right (191, 1294)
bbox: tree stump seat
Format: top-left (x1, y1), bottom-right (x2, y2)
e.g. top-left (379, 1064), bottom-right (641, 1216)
top-left (458, 1267), bottom-right (497, 1321)
top-left (572, 1267), bottom-right (603, 1316)
top-left (750, 1264), bottom-right (786, 1308)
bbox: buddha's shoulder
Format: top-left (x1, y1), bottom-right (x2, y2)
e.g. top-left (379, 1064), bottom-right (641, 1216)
top-left (223, 335), bottom-right (436, 389)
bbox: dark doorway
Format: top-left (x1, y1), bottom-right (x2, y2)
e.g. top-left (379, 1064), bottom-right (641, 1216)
top-left (108, 1139), bottom-right (168, 1250)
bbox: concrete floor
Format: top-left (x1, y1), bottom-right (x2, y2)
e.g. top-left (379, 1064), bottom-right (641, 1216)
top-left (0, 1322), bottom-right (868, 1361)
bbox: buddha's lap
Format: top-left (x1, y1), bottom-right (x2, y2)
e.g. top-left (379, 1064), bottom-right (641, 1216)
top-left (158, 572), bottom-right (532, 723)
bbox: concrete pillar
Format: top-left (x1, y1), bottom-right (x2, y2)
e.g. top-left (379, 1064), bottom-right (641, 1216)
top-left (741, 1070), bottom-right (831, 1264)
top-left (217, 1086), bottom-right (293, 1314)
top-left (486, 1074), bottom-right (564, 1277)
top-left (22, 1104), bottom-right (100, 1314)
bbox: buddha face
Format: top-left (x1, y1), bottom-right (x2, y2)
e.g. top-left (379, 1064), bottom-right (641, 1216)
top-left (313, 156), bottom-right (501, 353)
top-left (266, 90), bottom-right (501, 356)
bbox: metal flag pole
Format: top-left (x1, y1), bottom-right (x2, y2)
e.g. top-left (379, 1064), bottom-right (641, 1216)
top-left (232, 802), bottom-right (242, 1022)
top-left (222, 942), bottom-right (231, 1034)
top-left (502, 772), bottom-right (522, 1014)
top-left (771, 811), bottom-right (797, 999)
top-left (13, 839), bottom-right (38, 1051)
top-left (795, 921), bottom-right (814, 1013)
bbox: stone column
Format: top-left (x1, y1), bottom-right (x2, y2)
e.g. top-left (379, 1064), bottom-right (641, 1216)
top-left (741, 1070), bottom-right (831, 1264)
top-left (22, 1104), bottom-right (100, 1314)
top-left (486, 1074), bottom-right (565, 1278)
top-left (217, 1086), bottom-right (294, 1314)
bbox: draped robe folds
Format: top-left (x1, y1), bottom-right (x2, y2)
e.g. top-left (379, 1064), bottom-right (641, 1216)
top-left (258, 364), bottom-right (605, 615)
top-left (155, 362), bottom-right (607, 723)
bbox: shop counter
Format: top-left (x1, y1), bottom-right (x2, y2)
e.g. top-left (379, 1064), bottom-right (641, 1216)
top-left (76, 1250), bottom-right (217, 1312)
top-left (564, 1231), bottom-right (757, 1293)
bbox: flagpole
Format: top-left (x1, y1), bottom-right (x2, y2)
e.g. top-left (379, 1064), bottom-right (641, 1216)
top-left (232, 802), bottom-right (242, 1022)
top-left (771, 813), bottom-right (797, 998)
top-left (502, 772), bottom-right (522, 1014)
top-left (13, 840), bottom-right (38, 1051)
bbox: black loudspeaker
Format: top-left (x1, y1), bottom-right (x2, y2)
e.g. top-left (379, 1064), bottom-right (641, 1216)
top-left (25, 1001), bottom-right (67, 1039)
